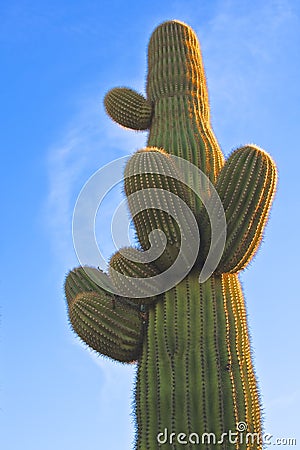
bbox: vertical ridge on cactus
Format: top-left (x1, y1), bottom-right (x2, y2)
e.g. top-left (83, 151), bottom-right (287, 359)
top-left (135, 273), bottom-right (262, 448)
top-left (65, 19), bottom-right (277, 449)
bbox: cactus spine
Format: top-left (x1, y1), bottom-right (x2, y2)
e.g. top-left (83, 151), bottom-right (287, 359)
top-left (65, 20), bottom-right (277, 449)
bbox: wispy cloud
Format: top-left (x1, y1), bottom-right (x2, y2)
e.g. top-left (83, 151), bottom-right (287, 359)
top-left (194, 0), bottom-right (299, 149)
top-left (46, 125), bottom-right (86, 267)
top-left (45, 93), bottom-right (147, 270)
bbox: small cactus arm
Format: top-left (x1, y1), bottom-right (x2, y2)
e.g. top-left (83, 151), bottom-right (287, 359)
top-left (65, 20), bottom-right (277, 449)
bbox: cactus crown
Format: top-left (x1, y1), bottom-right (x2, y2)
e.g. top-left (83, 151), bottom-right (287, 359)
top-left (147, 21), bottom-right (208, 107)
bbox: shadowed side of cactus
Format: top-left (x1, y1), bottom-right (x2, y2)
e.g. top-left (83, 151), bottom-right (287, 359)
top-left (65, 267), bottom-right (144, 362)
top-left (65, 20), bottom-right (277, 449)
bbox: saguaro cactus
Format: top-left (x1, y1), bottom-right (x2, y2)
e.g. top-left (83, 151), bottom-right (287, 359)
top-left (65, 20), bottom-right (277, 449)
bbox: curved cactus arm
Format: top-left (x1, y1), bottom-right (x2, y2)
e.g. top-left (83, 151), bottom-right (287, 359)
top-left (213, 145), bottom-right (277, 273)
top-left (109, 247), bottom-right (160, 305)
top-left (104, 87), bottom-right (153, 130)
top-left (124, 147), bottom-right (198, 272)
top-left (65, 267), bottom-right (144, 363)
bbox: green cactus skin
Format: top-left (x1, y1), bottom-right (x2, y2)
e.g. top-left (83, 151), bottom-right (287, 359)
top-left (104, 87), bottom-right (153, 130)
top-left (65, 20), bottom-right (277, 449)
top-left (66, 267), bottom-right (144, 362)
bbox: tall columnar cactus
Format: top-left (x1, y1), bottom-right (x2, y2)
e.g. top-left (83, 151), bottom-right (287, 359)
top-left (65, 20), bottom-right (277, 449)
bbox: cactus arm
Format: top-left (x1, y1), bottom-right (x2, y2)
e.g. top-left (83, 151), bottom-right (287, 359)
top-left (65, 267), bottom-right (144, 363)
top-left (214, 145), bottom-right (277, 273)
top-left (124, 147), bottom-right (199, 272)
top-left (104, 87), bottom-right (153, 130)
top-left (109, 248), bottom-right (160, 304)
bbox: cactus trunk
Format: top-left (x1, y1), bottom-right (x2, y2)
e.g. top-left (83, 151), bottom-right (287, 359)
top-left (136, 272), bottom-right (261, 449)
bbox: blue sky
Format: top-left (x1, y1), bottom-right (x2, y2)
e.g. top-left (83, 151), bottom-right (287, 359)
top-left (1, 0), bottom-right (300, 449)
